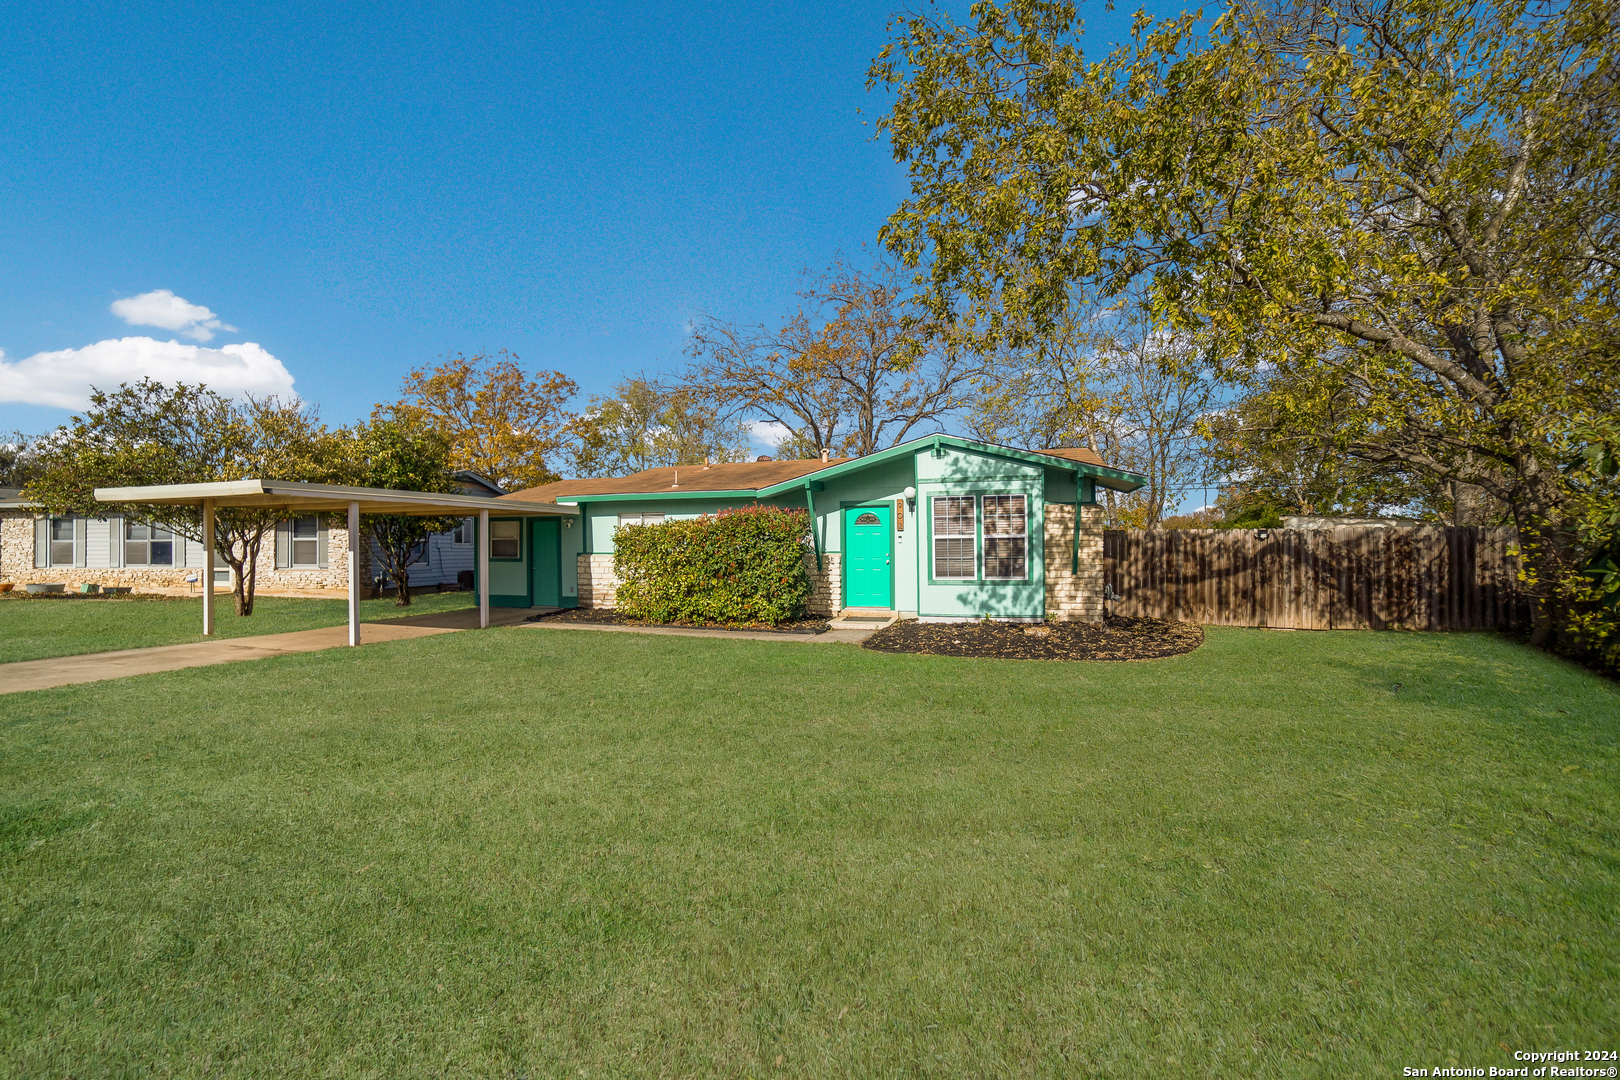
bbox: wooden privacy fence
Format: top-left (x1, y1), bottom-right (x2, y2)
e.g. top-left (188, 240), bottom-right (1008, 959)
top-left (1102, 527), bottom-right (1528, 631)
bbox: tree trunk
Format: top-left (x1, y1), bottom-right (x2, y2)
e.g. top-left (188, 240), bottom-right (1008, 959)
top-left (225, 556), bottom-right (250, 616)
top-left (395, 562), bottom-right (412, 606)
top-left (243, 534), bottom-right (263, 615)
top-left (1512, 488), bottom-right (1573, 649)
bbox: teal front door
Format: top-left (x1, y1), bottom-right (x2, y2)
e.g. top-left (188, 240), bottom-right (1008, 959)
top-left (531, 518), bottom-right (561, 607)
top-left (844, 506), bottom-right (893, 608)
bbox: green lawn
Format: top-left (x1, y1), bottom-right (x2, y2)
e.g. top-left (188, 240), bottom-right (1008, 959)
top-left (1, 627), bottom-right (1615, 1078)
top-left (0, 591), bottom-right (476, 664)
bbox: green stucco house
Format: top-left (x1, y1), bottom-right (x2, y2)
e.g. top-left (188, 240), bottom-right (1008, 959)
top-left (477, 434), bottom-right (1146, 622)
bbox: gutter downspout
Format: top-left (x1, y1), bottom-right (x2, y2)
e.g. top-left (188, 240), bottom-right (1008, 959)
top-left (1073, 473), bottom-right (1097, 574)
top-left (803, 481), bottom-right (821, 571)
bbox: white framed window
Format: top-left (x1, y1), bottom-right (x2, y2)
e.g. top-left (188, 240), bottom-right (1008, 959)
top-left (291, 516), bottom-right (320, 567)
top-left (49, 517), bottom-right (76, 566)
top-left (617, 512), bottom-right (666, 528)
top-left (982, 494), bottom-right (1028, 579)
top-left (453, 518), bottom-right (473, 544)
top-left (489, 519), bottom-right (522, 559)
top-left (125, 521), bottom-right (175, 566)
top-left (931, 496), bottom-right (976, 579)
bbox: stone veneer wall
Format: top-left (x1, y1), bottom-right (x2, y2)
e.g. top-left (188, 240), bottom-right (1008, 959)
top-left (803, 552), bottom-right (840, 616)
top-left (577, 550), bottom-right (842, 616)
top-left (576, 553), bottom-right (619, 610)
top-left (0, 510), bottom-right (367, 592)
top-left (1044, 503), bottom-right (1106, 623)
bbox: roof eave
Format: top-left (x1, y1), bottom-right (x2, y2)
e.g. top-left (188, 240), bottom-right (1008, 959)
top-left (90, 479), bottom-right (574, 516)
top-left (540, 488), bottom-right (766, 504)
top-left (756, 434), bottom-right (1150, 495)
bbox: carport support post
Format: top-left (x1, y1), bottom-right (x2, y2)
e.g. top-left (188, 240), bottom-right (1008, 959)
top-left (202, 498), bottom-right (215, 636)
top-left (478, 508), bottom-right (490, 629)
top-left (347, 500), bottom-right (361, 646)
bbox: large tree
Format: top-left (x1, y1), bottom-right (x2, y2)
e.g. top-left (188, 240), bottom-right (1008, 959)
top-left (1, 430), bottom-right (40, 489)
top-left (874, 0), bottom-right (1620, 645)
top-left (967, 307), bottom-right (1216, 526)
top-left (401, 351), bottom-right (578, 491)
top-left (347, 404), bottom-right (461, 606)
top-left (24, 380), bottom-right (348, 615)
top-left (570, 377), bottom-right (751, 477)
top-left (1200, 366), bottom-right (1443, 527)
top-left (688, 260), bottom-right (982, 458)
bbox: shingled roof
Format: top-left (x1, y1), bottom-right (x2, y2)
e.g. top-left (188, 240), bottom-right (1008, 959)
top-left (1032, 446), bottom-right (1109, 468)
top-left (500, 439), bottom-right (1129, 504)
top-left (504, 457), bottom-right (854, 501)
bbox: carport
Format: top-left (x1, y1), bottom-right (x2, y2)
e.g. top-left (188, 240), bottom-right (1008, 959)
top-left (92, 479), bottom-right (572, 643)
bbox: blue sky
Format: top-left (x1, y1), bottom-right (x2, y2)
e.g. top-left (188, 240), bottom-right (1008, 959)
top-left (0, 0), bottom-right (1176, 450)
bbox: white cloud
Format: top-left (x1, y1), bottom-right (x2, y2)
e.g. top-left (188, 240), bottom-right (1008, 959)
top-left (110, 289), bottom-right (238, 342)
top-left (747, 420), bottom-right (791, 446)
top-left (0, 337), bottom-right (296, 409)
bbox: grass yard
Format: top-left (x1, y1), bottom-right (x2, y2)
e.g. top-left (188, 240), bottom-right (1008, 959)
top-left (0, 591), bottom-right (476, 664)
top-left (1, 627), bottom-right (1616, 1078)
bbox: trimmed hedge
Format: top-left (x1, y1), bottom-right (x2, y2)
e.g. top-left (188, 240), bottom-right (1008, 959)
top-left (612, 505), bottom-right (812, 625)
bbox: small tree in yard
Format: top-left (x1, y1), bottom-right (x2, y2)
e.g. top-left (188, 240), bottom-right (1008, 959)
top-left (25, 380), bottom-right (348, 616)
top-left (348, 405), bottom-right (461, 606)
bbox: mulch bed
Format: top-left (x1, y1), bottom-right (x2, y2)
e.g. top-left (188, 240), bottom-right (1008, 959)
top-left (528, 608), bottom-right (831, 635)
top-left (861, 614), bottom-right (1204, 661)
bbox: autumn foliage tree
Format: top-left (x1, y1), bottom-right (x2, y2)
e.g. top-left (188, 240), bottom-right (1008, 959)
top-left (402, 351), bottom-right (578, 491)
top-left (570, 376), bottom-right (752, 477)
top-left (968, 307), bottom-right (1216, 526)
top-left (688, 260), bottom-right (981, 459)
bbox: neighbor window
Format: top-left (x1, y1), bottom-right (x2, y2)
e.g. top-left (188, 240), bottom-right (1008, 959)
top-left (291, 516), bottom-right (320, 567)
top-left (931, 496), bottom-right (976, 579)
top-left (49, 517), bottom-right (76, 566)
top-left (982, 495), bottom-right (1028, 579)
top-left (453, 518), bottom-right (473, 544)
top-left (124, 521), bottom-right (174, 566)
top-left (617, 512), bottom-right (666, 528)
top-left (490, 519), bottom-right (521, 559)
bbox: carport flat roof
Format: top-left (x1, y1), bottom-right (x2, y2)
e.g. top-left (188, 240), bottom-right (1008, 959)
top-left (92, 479), bottom-right (572, 517)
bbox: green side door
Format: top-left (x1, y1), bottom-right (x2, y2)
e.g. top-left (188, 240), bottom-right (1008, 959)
top-left (844, 506), bottom-right (893, 609)
top-left (531, 518), bottom-right (561, 608)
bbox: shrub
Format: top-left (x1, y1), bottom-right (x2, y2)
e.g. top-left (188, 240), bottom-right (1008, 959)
top-left (612, 505), bottom-right (812, 626)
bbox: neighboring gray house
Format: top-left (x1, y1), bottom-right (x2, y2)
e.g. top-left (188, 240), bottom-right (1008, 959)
top-left (366, 471), bottom-right (504, 592)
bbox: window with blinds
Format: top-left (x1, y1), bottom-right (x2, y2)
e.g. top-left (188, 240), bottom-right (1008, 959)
top-left (125, 521), bottom-right (174, 566)
top-left (982, 494), bottom-right (1027, 579)
top-left (291, 516), bottom-right (321, 567)
top-left (931, 496), bottom-right (976, 579)
top-left (617, 511), bottom-right (666, 528)
top-left (49, 517), bottom-right (75, 566)
top-left (490, 520), bottom-right (522, 559)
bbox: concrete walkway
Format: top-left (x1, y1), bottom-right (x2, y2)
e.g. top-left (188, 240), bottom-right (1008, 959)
top-left (0, 624), bottom-right (460, 696)
top-left (0, 607), bottom-right (870, 696)
top-left (0, 606), bottom-right (558, 696)
top-left (521, 621), bottom-right (876, 645)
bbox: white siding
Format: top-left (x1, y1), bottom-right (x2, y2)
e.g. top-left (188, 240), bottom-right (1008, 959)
top-left (86, 517), bottom-right (114, 568)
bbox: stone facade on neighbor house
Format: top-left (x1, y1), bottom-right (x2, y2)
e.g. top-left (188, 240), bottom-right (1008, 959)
top-left (1043, 503), bottom-right (1106, 623)
top-left (0, 508), bottom-right (369, 594)
top-left (576, 551), bottom-right (842, 617)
